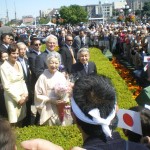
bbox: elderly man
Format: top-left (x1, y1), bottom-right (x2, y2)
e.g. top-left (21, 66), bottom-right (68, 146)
top-left (71, 48), bottom-right (97, 81)
top-left (17, 42), bottom-right (32, 126)
top-left (35, 35), bottom-right (62, 78)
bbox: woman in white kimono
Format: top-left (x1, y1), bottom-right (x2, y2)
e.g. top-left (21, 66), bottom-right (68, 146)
top-left (34, 52), bottom-right (70, 125)
top-left (0, 44), bottom-right (28, 126)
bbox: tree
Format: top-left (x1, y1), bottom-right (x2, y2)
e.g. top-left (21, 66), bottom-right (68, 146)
top-left (39, 17), bottom-right (49, 24)
top-left (112, 10), bottom-right (119, 17)
top-left (142, 2), bottom-right (150, 16)
top-left (135, 10), bottom-right (141, 16)
top-left (59, 5), bottom-right (88, 25)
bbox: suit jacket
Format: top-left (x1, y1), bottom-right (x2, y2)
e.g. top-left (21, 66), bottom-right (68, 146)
top-left (0, 60), bottom-right (27, 123)
top-left (17, 58), bottom-right (31, 87)
top-left (58, 36), bottom-right (66, 48)
top-left (72, 35), bottom-right (81, 59)
top-left (59, 45), bottom-right (76, 74)
top-left (80, 36), bottom-right (90, 48)
top-left (28, 50), bottom-right (39, 86)
top-left (0, 44), bottom-right (8, 52)
top-left (71, 61), bottom-right (97, 81)
top-left (35, 50), bottom-right (49, 78)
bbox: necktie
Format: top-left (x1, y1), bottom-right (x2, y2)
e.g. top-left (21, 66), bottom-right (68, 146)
top-left (84, 64), bottom-right (88, 74)
top-left (22, 59), bottom-right (27, 76)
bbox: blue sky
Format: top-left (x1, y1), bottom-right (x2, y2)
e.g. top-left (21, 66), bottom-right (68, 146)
top-left (0, 0), bottom-right (119, 20)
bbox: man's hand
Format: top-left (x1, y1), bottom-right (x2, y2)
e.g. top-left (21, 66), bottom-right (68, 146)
top-left (21, 139), bottom-right (64, 150)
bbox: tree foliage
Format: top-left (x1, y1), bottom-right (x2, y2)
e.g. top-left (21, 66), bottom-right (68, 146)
top-left (59, 5), bottom-right (88, 25)
top-left (142, 2), bottom-right (150, 16)
top-left (39, 17), bottom-right (49, 24)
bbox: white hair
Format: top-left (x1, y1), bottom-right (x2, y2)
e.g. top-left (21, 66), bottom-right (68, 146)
top-left (17, 42), bottom-right (27, 49)
top-left (45, 34), bottom-right (58, 45)
top-left (46, 52), bottom-right (61, 66)
top-left (77, 48), bottom-right (89, 59)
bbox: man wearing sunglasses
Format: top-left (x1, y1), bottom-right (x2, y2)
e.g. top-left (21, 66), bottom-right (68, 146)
top-left (59, 35), bottom-right (76, 74)
top-left (28, 38), bottom-right (41, 80)
top-left (28, 38), bottom-right (42, 112)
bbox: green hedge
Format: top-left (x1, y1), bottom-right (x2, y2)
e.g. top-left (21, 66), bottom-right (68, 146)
top-left (89, 48), bottom-right (137, 109)
top-left (16, 47), bottom-right (137, 149)
top-left (16, 125), bottom-right (82, 150)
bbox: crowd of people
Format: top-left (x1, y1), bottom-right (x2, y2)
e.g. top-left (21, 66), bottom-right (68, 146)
top-left (1, 19), bottom-right (150, 149)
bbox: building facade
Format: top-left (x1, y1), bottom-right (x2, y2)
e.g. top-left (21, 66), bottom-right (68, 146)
top-left (102, 3), bottom-right (113, 18)
top-left (126, 0), bottom-right (149, 13)
top-left (83, 1), bottom-right (113, 18)
top-left (22, 15), bottom-right (34, 25)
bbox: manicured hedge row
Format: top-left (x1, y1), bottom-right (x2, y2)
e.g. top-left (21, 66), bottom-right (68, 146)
top-left (89, 48), bottom-right (137, 109)
top-left (16, 125), bottom-right (82, 150)
top-left (16, 47), bottom-right (137, 149)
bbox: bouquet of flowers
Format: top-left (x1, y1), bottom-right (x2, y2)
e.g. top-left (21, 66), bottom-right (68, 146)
top-left (54, 81), bottom-right (73, 123)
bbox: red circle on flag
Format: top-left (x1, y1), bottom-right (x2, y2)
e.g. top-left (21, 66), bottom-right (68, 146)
top-left (123, 113), bottom-right (133, 127)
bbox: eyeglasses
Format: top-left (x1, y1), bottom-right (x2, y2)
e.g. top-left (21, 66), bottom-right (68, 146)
top-left (67, 40), bottom-right (73, 42)
top-left (34, 43), bottom-right (41, 46)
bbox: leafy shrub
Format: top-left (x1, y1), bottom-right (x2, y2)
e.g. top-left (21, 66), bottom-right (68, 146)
top-left (16, 125), bottom-right (82, 150)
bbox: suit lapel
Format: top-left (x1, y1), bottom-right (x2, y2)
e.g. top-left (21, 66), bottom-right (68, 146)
top-left (18, 58), bottom-right (28, 78)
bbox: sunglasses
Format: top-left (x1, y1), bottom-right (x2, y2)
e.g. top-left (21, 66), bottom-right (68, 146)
top-left (67, 40), bottom-right (73, 41)
top-left (34, 43), bottom-right (41, 46)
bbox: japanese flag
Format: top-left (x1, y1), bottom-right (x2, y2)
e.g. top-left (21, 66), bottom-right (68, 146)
top-left (117, 109), bottom-right (142, 135)
top-left (144, 56), bottom-right (150, 62)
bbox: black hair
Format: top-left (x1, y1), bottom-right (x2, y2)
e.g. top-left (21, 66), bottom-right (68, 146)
top-left (1, 33), bottom-right (10, 41)
top-left (72, 30), bottom-right (79, 36)
top-left (30, 38), bottom-right (40, 46)
top-left (73, 75), bottom-right (117, 141)
top-left (0, 117), bottom-right (16, 150)
top-left (0, 51), bottom-right (8, 60)
top-left (7, 44), bottom-right (18, 55)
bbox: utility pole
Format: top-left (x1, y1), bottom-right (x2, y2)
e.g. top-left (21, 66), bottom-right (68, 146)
top-left (5, 0), bottom-right (9, 23)
top-left (14, 1), bottom-right (16, 20)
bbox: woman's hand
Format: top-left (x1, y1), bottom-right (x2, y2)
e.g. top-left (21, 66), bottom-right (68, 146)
top-left (51, 99), bottom-right (67, 106)
top-left (18, 93), bottom-right (28, 106)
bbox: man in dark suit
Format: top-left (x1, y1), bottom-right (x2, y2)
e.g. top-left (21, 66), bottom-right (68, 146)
top-left (79, 30), bottom-right (90, 48)
top-left (0, 33), bottom-right (11, 52)
top-left (35, 35), bottom-right (62, 78)
top-left (59, 35), bottom-right (76, 74)
top-left (28, 38), bottom-right (41, 87)
top-left (58, 30), bottom-right (66, 48)
top-left (17, 42), bottom-right (32, 126)
top-left (71, 47), bottom-right (97, 81)
top-left (27, 38), bottom-right (41, 112)
top-left (72, 30), bottom-right (81, 59)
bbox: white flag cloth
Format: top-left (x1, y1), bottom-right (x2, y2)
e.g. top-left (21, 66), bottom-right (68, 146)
top-left (144, 56), bottom-right (150, 62)
top-left (145, 104), bottom-right (150, 110)
top-left (117, 109), bottom-right (142, 135)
